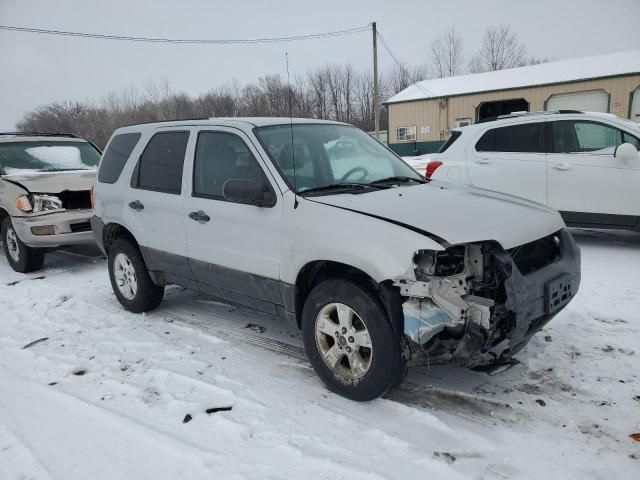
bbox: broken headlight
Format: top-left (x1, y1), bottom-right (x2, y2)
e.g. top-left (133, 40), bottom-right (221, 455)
top-left (413, 246), bottom-right (466, 279)
top-left (15, 194), bottom-right (63, 213)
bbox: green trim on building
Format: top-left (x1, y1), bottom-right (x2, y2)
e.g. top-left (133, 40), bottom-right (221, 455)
top-left (389, 141), bottom-right (444, 156)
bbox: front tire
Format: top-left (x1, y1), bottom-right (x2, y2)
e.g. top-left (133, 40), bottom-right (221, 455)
top-left (301, 279), bottom-right (407, 401)
top-left (1, 217), bottom-right (45, 273)
top-left (108, 238), bottom-right (164, 313)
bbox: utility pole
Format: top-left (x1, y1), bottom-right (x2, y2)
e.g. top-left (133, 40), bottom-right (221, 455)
top-left (372, 21), bottom-right (379, 139)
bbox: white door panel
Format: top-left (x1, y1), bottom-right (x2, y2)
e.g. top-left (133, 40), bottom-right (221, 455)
top-left (547, 156), bottom-right (639, 215)
top-left (466, 121), bottom-right (548, 204)
top-left (124, 129), bottom-right (192, 258)
top-left (546, 119), bottom-right (640, 216)
top-left (183, 127), bottom-right (281, 284)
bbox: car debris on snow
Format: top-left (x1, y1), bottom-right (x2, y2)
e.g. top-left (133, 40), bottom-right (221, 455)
top-left (21, 337), bottom-right (49, 349)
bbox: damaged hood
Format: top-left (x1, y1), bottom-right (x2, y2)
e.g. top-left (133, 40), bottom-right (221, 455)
top-left (1, 170), bottom-right (95, 194)
top-left (311, 181), bottom-right (565, 249)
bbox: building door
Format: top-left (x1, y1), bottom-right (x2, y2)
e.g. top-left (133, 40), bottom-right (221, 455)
top-left (545, 90), bottom-right (609, 113)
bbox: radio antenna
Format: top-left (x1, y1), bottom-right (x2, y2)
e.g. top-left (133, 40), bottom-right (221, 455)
top-left (286, 52), bottom-right (298, 208)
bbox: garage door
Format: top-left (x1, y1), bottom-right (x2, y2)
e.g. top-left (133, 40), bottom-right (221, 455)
top-left (545, 90), bottom-right (609, 113)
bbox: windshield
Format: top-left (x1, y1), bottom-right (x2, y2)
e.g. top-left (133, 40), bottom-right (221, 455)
top-left (254, 124), bottom-right (423, 194)
top-left (0, 141), bottom-right (101, 174)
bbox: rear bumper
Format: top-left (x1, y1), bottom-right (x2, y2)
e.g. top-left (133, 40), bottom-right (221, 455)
top-left (12, 209), bottom-right (95, 248)
top-left (456, 229), bottom-right (581, 366)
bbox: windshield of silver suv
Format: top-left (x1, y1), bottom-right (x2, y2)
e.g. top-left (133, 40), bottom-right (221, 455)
top-left (0, 141), bottom-right (101, 174)
top-left (254, 124), bottom-right (424, 194)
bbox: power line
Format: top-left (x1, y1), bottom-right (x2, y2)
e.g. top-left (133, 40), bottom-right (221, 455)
top-left (0, 24), bottom-right (371, 45)
top-left (376, 30), bottom-right (434, 98)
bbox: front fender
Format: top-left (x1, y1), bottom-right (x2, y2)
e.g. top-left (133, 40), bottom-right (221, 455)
top-left (279, 193), bottom-right (443, 285)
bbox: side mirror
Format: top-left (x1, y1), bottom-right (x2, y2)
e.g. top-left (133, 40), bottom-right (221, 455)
top-left (223, 178), bottom-right (275, 207)
top-left (614, 142), bottom-right (640, 164)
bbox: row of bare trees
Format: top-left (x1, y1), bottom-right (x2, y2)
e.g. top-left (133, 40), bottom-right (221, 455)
top-left (18, 24), bottom-right (549, 148)
top-left (18, 66), bottom-right (395, 148)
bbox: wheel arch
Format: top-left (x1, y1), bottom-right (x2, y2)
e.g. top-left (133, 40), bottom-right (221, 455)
top-left (292, 260), bottom-right (404, 335)
top-left (102, 222), bottom-right (140, 254)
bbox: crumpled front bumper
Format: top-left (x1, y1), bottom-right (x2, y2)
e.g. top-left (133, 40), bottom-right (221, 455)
top-left (457, 229), bottom-right (580, 366)
top-left (12, 209), bottom-right (95, 248)
top-left (404, 229), bottom-right (581, 367)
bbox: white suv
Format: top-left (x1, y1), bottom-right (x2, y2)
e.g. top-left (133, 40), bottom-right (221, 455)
top-left (92, 118), bottom-right (580, 401)
top-left (423, 111), bottom-right (640, 230)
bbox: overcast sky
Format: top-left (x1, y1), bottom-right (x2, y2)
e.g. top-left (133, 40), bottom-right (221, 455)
top-left (1, 0), bottom-right (639, 129)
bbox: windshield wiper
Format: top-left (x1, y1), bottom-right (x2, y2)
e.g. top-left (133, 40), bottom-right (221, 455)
top-left (369, 175), bottom-right (426, 185)
top-left (298, 183), bottom-right (385, 196)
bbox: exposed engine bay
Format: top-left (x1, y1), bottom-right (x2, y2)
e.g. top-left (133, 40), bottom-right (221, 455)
top-left (394, 230), bottom-right (581, 368)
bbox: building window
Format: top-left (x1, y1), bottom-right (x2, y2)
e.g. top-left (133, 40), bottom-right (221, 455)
top-left (396, 126), bottom-right (416, 142)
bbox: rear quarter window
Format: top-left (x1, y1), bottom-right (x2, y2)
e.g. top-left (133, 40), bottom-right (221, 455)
top-left (98, 133), bottom-right (141, 184)
top-left (438, 130), bottom-right (462, 153)
top-left (476, 123), bottom-right (545, 153)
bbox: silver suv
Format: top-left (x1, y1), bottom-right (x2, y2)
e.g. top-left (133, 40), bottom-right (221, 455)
top-left (0, 133), bottom-right (100, 272)
top-left (92, 118), bottom-right (581, 401)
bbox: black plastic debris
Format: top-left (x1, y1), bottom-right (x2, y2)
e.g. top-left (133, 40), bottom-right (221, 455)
top-left (205, 406), bottom-right (233, 414)
top-left (22, 337), bottom-right (49, 349)
top-left (244, 323), bottom-right (266, 334)
top-left (433, 452), bottom-right (456, 464)
top-left (535, 399), bottom-right (546, 407)
top-left (48, 382), bottom-right (58, 386)
top-left (72, 368), bottom-right (87, 376)
top-left (183, 414), bottom-right (193, 423)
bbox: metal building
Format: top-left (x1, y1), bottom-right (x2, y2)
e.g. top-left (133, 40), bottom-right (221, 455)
top-left (385, 50), bottom-right (640, 156)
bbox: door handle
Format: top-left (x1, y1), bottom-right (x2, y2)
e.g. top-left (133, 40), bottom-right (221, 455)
top-left (475, 158), bottom-right (492, 165)
top-left (128, 200), bottom-right (144, 211)
top-left (553, 163), bottom-right (572, 171)
top-left (188, 210), bottom-right (211, 223)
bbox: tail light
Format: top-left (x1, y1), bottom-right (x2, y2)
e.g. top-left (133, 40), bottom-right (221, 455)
top-left (425, 161), bottom-right (443, 179)
top-left (90, 185), bottom-right (95, 210)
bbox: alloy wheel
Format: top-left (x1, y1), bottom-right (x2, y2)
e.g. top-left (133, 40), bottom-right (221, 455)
top-left (314, 302), bottom-right (373, 382)
top-left (113, 252), bottom-right (138, 300)
top-left (6, 228), bottom-right (20, 262)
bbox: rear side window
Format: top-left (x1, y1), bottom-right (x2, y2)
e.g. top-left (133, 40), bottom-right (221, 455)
top-left (134, 131), bottom-right (189, 194)
top-left (476, 123), bottom-right (545, 153)
top-left (438, 130), bottom-right (462, 153)
top-left (98, 133), bottom-right (141, 184)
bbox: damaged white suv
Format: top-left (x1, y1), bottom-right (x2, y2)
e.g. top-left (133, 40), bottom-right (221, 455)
top-left (92, 118), bottom-right (581, 401)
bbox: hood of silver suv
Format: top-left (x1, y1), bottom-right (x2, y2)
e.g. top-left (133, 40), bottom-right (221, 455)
top-left (2, 170), bottom-right (95, 193)
top-left (311, 181), bottom-right (566, 249)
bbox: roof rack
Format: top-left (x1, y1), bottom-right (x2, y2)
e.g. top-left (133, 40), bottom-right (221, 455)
top-left (0, 132), bottom-right (79, 138)
top-left (478, 110), bottom-right (585, 123)
top-left (123, 117), bottom-right (210, 127)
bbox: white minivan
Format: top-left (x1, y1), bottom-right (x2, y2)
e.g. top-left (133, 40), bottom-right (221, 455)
top-left (92, 118), bottom-right (580, 401)
top-left (424, 111), bottom-right (640, 230)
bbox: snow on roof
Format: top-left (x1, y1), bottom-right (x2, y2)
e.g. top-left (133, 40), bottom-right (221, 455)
top-left (385, 50), bottom-right (640, 104)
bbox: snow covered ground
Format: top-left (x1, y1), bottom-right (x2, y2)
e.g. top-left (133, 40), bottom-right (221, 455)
top-left (0, 229), bottom-right (638, 479)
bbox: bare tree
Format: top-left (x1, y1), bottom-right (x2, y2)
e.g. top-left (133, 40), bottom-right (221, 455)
top-left (429, 26), bottom-right (464, 78)
top-left (386, 62), bottom-right (428, 95)
top-left (471, 24), bottom-right (527, 72)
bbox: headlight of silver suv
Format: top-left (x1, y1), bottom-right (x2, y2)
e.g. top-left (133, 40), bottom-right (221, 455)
top-left (15, 194), bottom-right (63, 213)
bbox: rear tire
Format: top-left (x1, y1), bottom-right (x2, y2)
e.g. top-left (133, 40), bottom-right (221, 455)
top-left (1, 217), bottom-right (45, 273)
top-left (301, 279), bottom-right (407, 401)
top-left (108, 238), bottom-right (164, 313)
